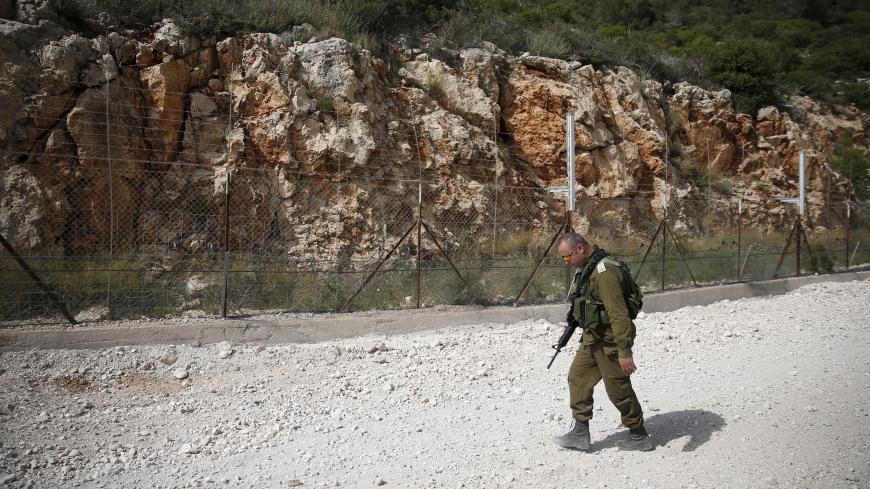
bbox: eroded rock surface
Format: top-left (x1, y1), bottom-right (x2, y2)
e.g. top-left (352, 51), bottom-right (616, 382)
top-left (0, 11), bottom-right (867, 259)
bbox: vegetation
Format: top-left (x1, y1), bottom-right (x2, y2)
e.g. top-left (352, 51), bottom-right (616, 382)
top-left (6, 223), bottom-right (869, 322)
top-left (8, 1), bottom-right (870, 321)
top-left (828, 140), bottom-right (870, 200)
top-left (53, 0), bottom-right (870, 115)
top-left (315, 95), bottom-right (336, 113)
top-left (425, 73), bottom-right (448, 105)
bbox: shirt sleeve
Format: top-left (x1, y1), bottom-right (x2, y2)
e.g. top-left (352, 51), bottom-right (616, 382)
top-left (593, 268), bottom-right (636, 358)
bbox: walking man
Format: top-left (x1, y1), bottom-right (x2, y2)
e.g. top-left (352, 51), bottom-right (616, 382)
top-left (553, 232), bottom-right (653, 451)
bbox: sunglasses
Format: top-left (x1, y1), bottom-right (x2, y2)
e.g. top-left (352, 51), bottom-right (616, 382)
top-left (561, 246), bottom-right (581, 261)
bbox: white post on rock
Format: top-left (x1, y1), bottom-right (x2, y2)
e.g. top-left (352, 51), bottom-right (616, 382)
top-left (566, 112), bottom-right (576, 212)
top-left (779, 150), bottom-right (807, 215)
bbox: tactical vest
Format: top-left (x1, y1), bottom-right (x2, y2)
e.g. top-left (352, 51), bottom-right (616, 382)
top-left (569, 251), bottom-right (643, 332)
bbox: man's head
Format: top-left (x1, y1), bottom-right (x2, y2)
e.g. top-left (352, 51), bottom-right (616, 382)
top-left (557, 232), bottom-right (593, 267)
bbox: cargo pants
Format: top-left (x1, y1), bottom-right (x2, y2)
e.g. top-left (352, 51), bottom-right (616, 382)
top-left (568, 342), bottom-right (644, 429)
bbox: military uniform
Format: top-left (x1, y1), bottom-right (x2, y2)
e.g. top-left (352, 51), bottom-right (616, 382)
top-left (567, 246), bottom-right (645, 430)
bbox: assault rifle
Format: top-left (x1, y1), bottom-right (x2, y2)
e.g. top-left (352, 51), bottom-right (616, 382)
top-left (545, 248), bottom-right (608, 369)
top-left (546, 304), bottom-right (580, 369)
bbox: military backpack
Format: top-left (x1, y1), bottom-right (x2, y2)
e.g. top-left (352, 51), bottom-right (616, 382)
top-left (610, 257), bottom-right (644, 320)
top-left (573, 251), bottom-right (644, 324)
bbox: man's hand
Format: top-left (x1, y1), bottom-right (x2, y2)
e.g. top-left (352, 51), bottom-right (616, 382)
top-left (618, 357), bottom-right (637, 375)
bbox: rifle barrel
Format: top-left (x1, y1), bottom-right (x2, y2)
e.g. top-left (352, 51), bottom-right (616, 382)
top-left (546, 348), bottom-right (560, 369)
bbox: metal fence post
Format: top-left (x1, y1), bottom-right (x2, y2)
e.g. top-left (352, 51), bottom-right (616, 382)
top-left (737, 198), bottom-right (742, 281)
top-left (850, 241), bottom-right (861, 268)
top-left (105, 72), bottom-right (114, 313)
top-left (739, 244), bottom-right (753, 280)
top-left (796, 217), bottom-right (802, 276)
top-left (220, 251), bottom-right (230, 317)
top-left (492, 164), bottom-right (498, 261)
top-left (826, 162), bottom-right (831, 225)
top-left (220, 167), bottom-right (231, 318)
top-left (661, 208), bottom-right (666, 291)
top-left (416, 180), bottom-right (422, 309)
top-left (0, 234), bottom-right (77, 324)
top-left (845, 202), bottom-right (851, 270)
top-left (413, 124), bottom-right (423, 309)
top-left (219, 88), bottom-right (234, 318)
top-left (662, 133), bottom-right (670, 291)
top-left (492, 121), bottom-right (498, 261)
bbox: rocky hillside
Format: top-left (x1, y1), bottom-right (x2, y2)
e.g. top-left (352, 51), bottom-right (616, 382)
top-left (1, 2), bottom-right (868, 260)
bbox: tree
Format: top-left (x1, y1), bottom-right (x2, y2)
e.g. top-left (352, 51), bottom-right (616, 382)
top-left (706, 38), bottom-right (779, 115)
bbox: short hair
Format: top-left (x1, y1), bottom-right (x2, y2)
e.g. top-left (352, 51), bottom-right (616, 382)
top-left (559, 232), bottom-right (588, 248)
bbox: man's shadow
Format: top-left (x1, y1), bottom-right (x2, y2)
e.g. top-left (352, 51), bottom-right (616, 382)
top-left (594, 409), bottom-right (725, 452)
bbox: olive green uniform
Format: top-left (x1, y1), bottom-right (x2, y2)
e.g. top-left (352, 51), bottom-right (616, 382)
top-left (567, 247), bottom-right (645, 430)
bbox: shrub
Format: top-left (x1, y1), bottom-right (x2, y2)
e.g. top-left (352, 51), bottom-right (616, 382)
top-left (705, 38), bottom-right (779, 115)
top-left (663, 102), bottom-right (683, 135)
top-left (316, 96), bottom-right (335, 113)
top-left (828, 140), bottom-right (870, 200)
top-left (712, 178), bottom-right (733, 195)
top-left (426, 73), bottom-right (447, 104)
top-left (527, 29), bottom-right (570, 59)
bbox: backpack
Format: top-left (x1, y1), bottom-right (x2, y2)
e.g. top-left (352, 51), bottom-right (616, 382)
top-left (597, 256), bottom-right (644, 320)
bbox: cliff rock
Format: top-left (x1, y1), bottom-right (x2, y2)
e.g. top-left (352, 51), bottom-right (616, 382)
top-left (0, 15), bottom-right (867, 260)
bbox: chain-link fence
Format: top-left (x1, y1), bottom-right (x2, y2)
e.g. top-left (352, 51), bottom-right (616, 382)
top-left (1, 82), bottom-right (868, 324)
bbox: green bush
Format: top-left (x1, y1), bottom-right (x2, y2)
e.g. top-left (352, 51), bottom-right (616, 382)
top-left (828, 140), bottom-right (870, 200)
top-left (316, 96), bottom-right (336, 113)
top-left (704, 38), bottom-right (779, 115)
top-left (47, 0), bottom-right (870, 116)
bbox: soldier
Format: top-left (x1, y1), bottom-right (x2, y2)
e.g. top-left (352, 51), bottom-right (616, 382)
top-left (552, 232), bottom-right (653, 452)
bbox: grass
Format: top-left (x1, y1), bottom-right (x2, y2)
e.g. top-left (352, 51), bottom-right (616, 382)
top-left (0, 256), bottom-right (223, 322)
top-left (2, 224), bottom-right (869, 322)
top-left (315, 96), bottom-right (336, 113)
top-left (527, 28), bottom-right (571, 59)
top-left (426, 73), bottom-right (447, 105)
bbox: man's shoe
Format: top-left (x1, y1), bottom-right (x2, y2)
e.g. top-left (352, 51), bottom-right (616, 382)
top-left (553, 420), bottom-right (591, 450)
top-left (616, 426), bottom-right (654, 451)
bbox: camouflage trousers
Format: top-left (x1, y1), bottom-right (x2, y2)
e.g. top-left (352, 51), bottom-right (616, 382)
top-left (567, 342), bottom-right (645, 429)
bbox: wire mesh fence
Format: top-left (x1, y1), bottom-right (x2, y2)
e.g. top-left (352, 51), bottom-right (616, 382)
top-left (1, 79), bottom-right (868, 324)
top-left (1, 162), bottom-right (866, 324)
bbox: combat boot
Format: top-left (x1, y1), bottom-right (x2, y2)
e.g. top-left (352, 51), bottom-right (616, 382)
top-left (616, 425), bottom-right (654, 451)
top-left (553, 420), bottom-right (591, 450)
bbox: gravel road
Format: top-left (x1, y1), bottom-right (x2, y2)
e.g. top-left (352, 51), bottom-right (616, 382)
top-left (1, 280), bottom-right (869, 489)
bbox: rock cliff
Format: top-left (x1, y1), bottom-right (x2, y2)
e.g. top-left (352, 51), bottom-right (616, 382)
top-left (1, 5), bottom-right (867, 260)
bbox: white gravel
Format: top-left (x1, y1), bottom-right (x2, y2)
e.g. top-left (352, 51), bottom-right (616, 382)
top-left (1, 280), bottom-right (869, 489)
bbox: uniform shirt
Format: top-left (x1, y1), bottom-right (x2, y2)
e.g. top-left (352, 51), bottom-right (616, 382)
top-left (570, 246), bottom-right (636, 359)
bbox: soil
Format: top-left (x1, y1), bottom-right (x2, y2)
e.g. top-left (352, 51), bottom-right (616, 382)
top-left (0, 280), bottom-right (868, 489)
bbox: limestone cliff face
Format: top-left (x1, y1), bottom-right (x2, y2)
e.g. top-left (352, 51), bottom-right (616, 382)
top-left (0, 10), bottom-right (867, 259)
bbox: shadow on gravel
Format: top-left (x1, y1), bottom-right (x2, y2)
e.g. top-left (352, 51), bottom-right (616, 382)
top-left (594, 409), bottom-right (725, 452)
